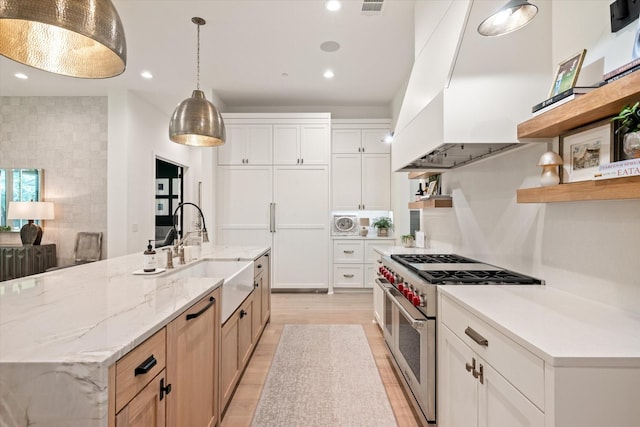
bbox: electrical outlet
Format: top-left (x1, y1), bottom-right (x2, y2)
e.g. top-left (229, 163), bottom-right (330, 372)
top-left (611, 0), bottom-right (640, 33)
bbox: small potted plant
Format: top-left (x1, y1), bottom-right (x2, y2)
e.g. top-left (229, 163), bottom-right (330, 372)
top-left (372, 217), bottom-right (393, 237)
top-left (612, 101), bottom-right (640, 158)
top-left (401, 234), bottom-right (415, 248)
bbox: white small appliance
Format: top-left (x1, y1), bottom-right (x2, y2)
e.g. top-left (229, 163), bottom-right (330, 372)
top-left (332, 215), bottom-right (358, 235)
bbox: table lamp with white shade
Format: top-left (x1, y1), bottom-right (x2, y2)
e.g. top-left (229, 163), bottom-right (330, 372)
top-left (7, 201), bottom-right (55, 245)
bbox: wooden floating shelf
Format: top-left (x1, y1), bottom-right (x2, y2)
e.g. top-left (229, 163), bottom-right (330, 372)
top-left (517, 71), bottom-right (640, 139)
top-left (408, 198), bottom-right (453, 209)
top-left (516, 175), bottom-right (640, 203)
top-left (408, 171), bottom-right (441, 180)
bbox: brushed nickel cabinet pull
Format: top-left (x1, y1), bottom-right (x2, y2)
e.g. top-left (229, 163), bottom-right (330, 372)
top-left (344, 274), bottom-right (354, 278)
top-left (465, 326), bottom-right (489, 347)
top-left (343, 250), bottom-right (354, 254)
top-left (465, 357), bottom-right (476, 373)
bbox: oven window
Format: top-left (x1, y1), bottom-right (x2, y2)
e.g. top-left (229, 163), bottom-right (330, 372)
top-left (398, 313), bottom-right (421, 380)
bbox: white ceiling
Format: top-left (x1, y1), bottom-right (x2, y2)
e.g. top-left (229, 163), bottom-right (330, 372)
top-left (0, 0), bottom-right (416, 116)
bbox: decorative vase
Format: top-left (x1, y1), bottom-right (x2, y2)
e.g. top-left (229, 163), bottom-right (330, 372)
top-left (377, 228), bottom-right (388, 237)
top-left (540, 165), bottom-right (560, 186)
top-left (623, 131), bottom-right (640, 158)
top-left (402, 237), bottom-right (414, 248)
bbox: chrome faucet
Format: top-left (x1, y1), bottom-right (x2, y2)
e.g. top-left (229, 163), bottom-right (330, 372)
top-left (171, 202), bottom-right (209, 253)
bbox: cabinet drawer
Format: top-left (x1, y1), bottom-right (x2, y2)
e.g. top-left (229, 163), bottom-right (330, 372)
top-left (440, 295), bottom-right (544, 411)
top-left (333, 240), bottom-right (364, 263)
top-left (333, 264), bottom-right (364, 288)
top-left (115, 328), bottom-right (166, 413)
top-left (254, 253), bottom-right (269, 277)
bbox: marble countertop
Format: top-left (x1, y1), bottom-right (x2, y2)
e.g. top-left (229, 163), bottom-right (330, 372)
top-left (439, 285), bottom-right (640, 368)
top-left (0, 244), bottom-right (270, 365)
top-left (0, 244), bottom-right (270, 427)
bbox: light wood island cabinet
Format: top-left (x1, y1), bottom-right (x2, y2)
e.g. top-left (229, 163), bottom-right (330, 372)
top-left (110, 287), bottom-right (220, 427)
top-left (167, 288), bottom-right (220, 427)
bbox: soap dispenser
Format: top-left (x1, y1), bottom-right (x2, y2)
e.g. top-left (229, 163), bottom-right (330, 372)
top-left (143, 240), bottom-right (157, 272)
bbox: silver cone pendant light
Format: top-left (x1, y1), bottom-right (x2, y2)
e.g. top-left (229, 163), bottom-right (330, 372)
top-left (169, 17), bottom-right (225, 147)
top-left (0, 0), bottom-right (126, 78)
top-left (477, 0), bottom-right (538, 37)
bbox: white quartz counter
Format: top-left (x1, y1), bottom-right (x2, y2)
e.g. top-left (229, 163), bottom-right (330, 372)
top-left (439, 285), bottom-right (640, 368)
top-left (0, 244), bottom-right (269, 427)
top-left (373, 245), bottom-right (438, 256)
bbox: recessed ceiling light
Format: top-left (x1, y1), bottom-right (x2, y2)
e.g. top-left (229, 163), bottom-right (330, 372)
top-left (325, 0), bottom-right (341, 12)
top-left (14, 73), bottom-right (28, 79)
top-left (141, 71), bottom-right (153, 79)
top-left (320, 41), bottom-right (340, 53)
top-left (324, 70), bottom-right (335, 79)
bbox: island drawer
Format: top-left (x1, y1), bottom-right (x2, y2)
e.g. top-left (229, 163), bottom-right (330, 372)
top-left (115, 328), bottom-right (167, 413)
top-left (440, 295), bottom-right (545, 411)
top-left (254, 253), bottom-right (268, 277)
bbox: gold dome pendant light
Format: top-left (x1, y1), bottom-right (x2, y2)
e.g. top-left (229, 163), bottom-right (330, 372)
top-left (169, 17), bottom-right (225, 147)
top-left (0, 0), bottom-right (126, 78)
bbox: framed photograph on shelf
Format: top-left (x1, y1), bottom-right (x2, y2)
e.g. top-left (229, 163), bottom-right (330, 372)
top-left (559, 120), bottom-right (613, 183)
top-left (156, 198), bottom-right (169, 216)
top-left (156, 178), bottom-right (169, 196)
top-left (548, 49), bottom-right (587, 97)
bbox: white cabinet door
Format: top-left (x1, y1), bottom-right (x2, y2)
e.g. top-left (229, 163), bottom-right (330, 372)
top-left (332, 129), bottom-right (361, 154)
top-left (439, 325), bottom-right (480, 427)
top-left (217, 125), bottom-right (246, 165)
top-left (478, 361), bottom-right (544, 427)
top-left (272, 166), bottom-right (328, 289)
top-left (331, 154), bottom-right (361, 210)
top-left (216, 166), bottom-right (272, 247)
top-left (245, 125), bottom-right (272, 165)
top-left (273, 124), bottom-right (300, 165)
top-left (362, 154), bottom-right (391, 210)
top-left (372, 275), bottom-right (383, 325)
top-left (362, 128), bottom-right (391, 154)
top-left (300, 124), bottom-right (329, 165)
top-left (363, 240), bottom-right (394, 264)
top-left (217, 124), bottom-right (272, 165)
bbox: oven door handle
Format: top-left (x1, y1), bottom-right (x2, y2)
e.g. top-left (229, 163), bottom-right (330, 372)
top-left (384, 287), bottom-right (427, 329)
top-left (375, 277), bottom-right (391, 290)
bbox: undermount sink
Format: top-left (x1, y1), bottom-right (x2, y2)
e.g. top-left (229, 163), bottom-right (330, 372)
top-left (164, 259), bottom-right (255, 323)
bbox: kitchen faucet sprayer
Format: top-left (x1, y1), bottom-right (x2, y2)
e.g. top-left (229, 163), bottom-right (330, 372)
top-left (171, 202), bottom-right (209, 248)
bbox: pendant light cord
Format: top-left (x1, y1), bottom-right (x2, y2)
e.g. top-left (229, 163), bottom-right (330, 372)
top-left (196, 22), bottom-right (200, 91)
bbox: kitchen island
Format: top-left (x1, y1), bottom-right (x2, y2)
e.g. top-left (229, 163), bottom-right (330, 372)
top-left (0, 245), bottom-right (269, 427)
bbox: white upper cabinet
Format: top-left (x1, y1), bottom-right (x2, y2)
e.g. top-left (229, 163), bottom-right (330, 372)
top-left (217, 124), bottom-right (272, 165)
top-left (273, 124), bottom-right (329, 165)
top-left (331, 120), bottom-right (391, 210)
top-left (332, 128), bottom-right (390, 154)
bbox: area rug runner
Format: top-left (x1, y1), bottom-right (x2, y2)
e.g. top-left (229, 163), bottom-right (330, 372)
top-left (251, 324), bottom-right (398, 426)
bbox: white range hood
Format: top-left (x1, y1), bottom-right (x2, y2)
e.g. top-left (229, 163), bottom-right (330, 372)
top-left (392, 0), bottom-right (552, 172)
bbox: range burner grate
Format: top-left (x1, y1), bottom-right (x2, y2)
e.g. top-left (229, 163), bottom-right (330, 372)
top-left (418, 269), bottom-right (542, 285)
top-left (391, 254), bottom-right (479, 264)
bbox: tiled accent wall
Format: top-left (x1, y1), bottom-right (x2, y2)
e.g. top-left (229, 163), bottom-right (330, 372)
top-left (0, 97), bottom-right (108, 267)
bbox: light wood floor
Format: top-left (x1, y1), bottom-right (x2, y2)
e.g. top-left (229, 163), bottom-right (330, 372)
top-left (221, 292), bottom-right (422, 427)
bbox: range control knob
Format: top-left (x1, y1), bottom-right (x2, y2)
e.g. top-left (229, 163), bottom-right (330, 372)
top-left (407, 290), bottom-right (415, 300)
top-left (398, 283), bottom-right (405, 292)
top-left (412, 295), bottom-right (421, 306)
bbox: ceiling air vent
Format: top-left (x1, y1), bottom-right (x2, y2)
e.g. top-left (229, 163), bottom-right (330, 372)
top-left (362, 0), bottom-right (383, 15)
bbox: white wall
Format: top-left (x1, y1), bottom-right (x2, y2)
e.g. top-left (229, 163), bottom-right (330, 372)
top-left (107, 90), bottom-right (214, 258)
top-left (400, 2), bottom-right (640, 314)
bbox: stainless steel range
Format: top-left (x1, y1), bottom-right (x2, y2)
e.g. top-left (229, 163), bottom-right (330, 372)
top-left (375, 253), bottom-right (543, 426)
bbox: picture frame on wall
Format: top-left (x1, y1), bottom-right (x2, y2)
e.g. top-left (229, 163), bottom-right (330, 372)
top-left (559, 120), bottom-right (613, 183)
top-left (156, 198), bottom-right (169, 216)
top-left (548, 49), bottom-right (587, 98)
top-left (156, 178), bottom-right (170, 196)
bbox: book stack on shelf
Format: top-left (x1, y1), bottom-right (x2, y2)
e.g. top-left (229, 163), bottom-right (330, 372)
top-left (603, 57), bottom-right (640, 84)
top-left (595, 158), bottom-right (640, 180)
top-left (531, 86), bottom-right (600, 116)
